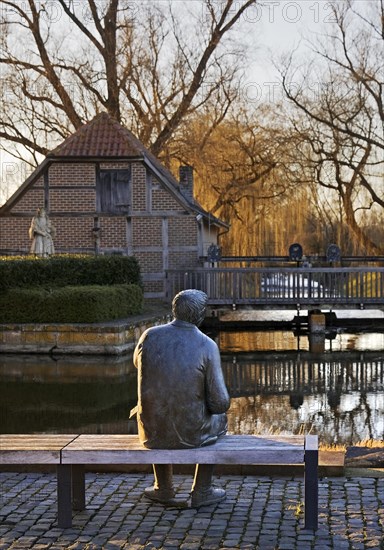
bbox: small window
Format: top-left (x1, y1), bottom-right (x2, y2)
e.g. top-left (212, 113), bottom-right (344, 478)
top-left (97, 169), bottom-right (131, 213)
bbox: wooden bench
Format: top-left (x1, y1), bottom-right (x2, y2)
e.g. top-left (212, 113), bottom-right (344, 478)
top-left (0, 434), bottom-right (318, 531)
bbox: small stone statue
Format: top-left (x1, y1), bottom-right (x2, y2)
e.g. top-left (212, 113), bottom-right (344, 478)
top-left (133, 289), bottom-right (230, 507)
top-left (29, 207), bottom-right (55, 257)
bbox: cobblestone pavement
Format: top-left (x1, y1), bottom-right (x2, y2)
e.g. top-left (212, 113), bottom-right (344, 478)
top-left (0, 472), bottom-right (383, 549)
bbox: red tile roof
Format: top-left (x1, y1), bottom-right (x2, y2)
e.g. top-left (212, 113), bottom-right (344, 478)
top-left (0, 112), bottom-right (228, 228)
top-left (48, 112), bottom-right (147, 158)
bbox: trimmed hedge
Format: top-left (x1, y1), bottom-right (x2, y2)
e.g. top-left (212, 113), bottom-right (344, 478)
top-left (0, 254), bottom-right (142, 291)
top-left (0, 284), bottom-right (143, 323)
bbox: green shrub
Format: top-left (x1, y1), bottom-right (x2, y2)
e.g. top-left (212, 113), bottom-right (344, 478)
top-left (0, 254), bottom-right (142, 291)
top-left (0, 284), bottom-right (143, 323)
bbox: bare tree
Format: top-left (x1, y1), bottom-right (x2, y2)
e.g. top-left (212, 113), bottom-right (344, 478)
top-left (0, 0), bottom-right (257, 166)
top-left (279, 0), bottom-right (384, 254)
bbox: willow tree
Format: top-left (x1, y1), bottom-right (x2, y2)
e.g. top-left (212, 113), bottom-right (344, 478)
top-left (173, 106), bottom-right (319, 256)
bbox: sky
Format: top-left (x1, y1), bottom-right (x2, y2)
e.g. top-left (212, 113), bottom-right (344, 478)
top-left (0, 0), bottom-right (376, 205)
top-left (243, 0), bottom-right (374, 101)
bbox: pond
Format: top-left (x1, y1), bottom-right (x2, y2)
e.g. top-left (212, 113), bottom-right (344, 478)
top-left (1, 326), bottom-right (383, 446)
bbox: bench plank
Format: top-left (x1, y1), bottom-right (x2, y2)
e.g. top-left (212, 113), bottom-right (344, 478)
top-left (61, 434), bottom-right (306, 465)
top-left (0, 435), bottom-right (79, 464)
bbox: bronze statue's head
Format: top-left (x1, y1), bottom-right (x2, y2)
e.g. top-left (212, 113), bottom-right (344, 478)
top-left (172, 289), bottom-right (208, 326)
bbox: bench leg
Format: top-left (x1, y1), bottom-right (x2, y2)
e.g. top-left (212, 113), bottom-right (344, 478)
top-left (72, 465), bottom-right (85, 511)
top-left (304, 445), bottom-right (318, 530)
top-left (57, 465), bottom-right (72, 528)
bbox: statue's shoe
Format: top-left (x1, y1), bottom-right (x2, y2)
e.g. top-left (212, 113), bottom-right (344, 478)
top-left (144, 486), bottom-right (188, 508)
top-left (191, 486), bottom-right (226, 508)
top-left (144, 486), bottom-right (175, 503)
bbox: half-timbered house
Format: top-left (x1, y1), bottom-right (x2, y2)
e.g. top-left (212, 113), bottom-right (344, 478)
top-left (0, 113), bottom-right (228, 297)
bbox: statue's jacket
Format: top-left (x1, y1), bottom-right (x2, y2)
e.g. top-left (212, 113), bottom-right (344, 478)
top-left (133, 319), bottom-right (230, 449)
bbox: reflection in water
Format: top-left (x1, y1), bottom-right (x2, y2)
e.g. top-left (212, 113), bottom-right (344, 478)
top-left (216, 329), bottom-right (384, 353)
top-left (223, 351), bottom-right (384, 444)
top-left (0, 355), bottom-right (138, 434)
top-left (1, 330), bottom-right (383, 445)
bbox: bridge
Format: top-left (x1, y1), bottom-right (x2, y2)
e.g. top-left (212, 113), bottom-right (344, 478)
top-left (166, 266), bottom-right (384, 311)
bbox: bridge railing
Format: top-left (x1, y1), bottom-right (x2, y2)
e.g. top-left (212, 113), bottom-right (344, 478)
top-left (165, 267), bottom-right (384, 308)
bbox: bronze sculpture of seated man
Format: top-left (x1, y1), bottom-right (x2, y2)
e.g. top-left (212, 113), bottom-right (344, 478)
top-left (133, 289), bottom-right (230, 507)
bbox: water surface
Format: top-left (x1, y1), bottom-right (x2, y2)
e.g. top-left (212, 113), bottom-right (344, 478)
top-left (1, 328), bottom-right (383, 445)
